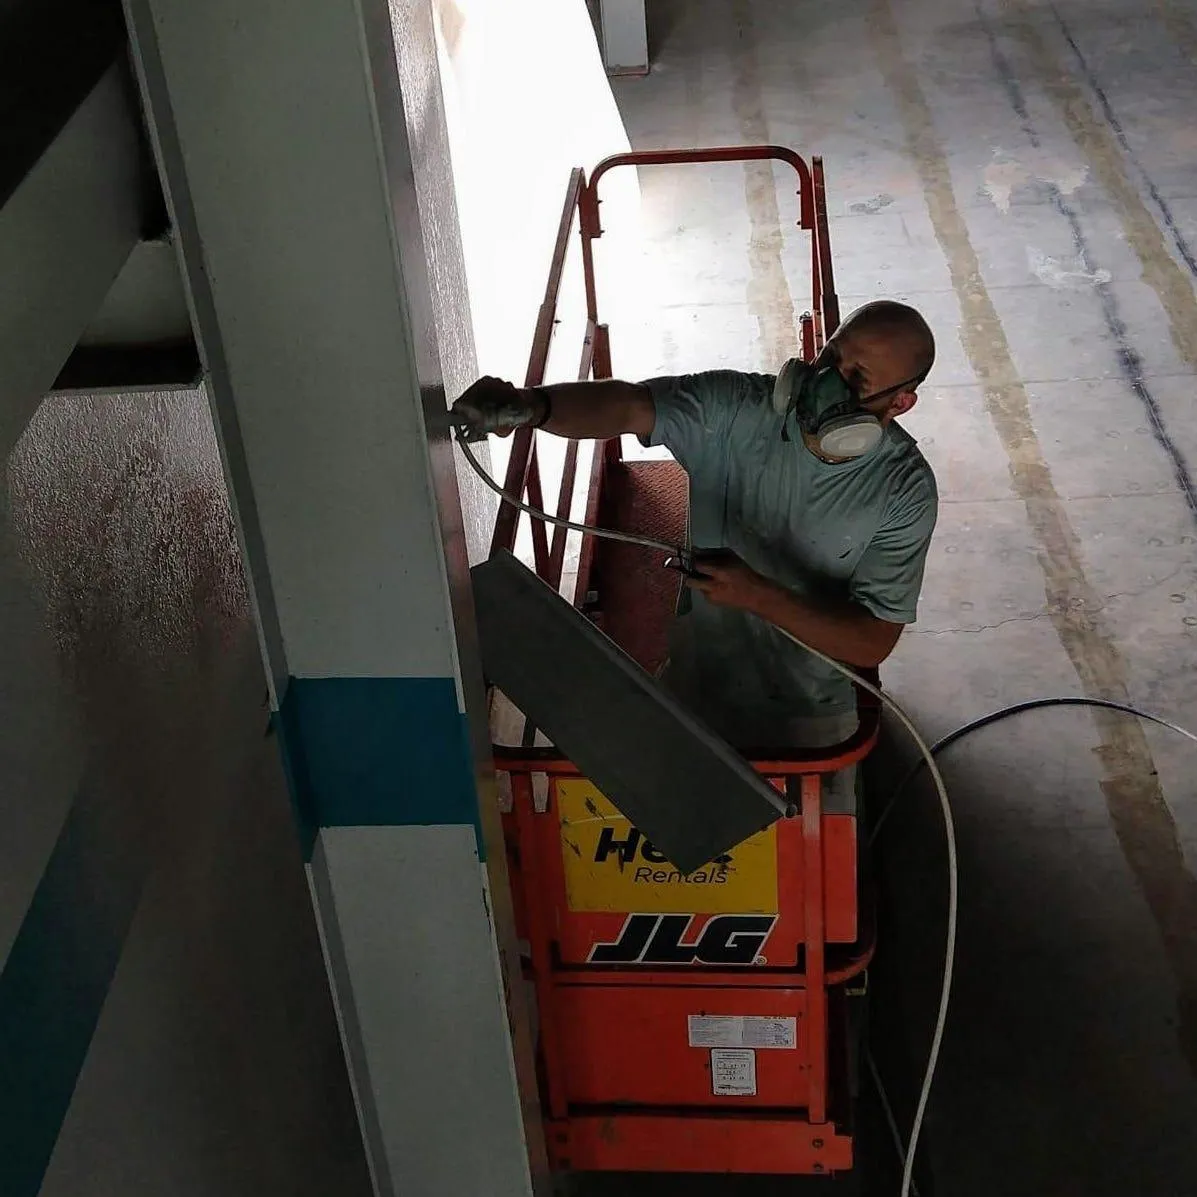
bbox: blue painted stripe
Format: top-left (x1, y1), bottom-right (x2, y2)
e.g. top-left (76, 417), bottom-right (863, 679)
top-left (274, 676), bottom-right (483, 862)
top-left (0, 775), bottom-right (150, 1197)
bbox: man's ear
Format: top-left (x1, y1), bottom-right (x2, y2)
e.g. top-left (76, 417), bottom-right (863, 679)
top-left (888, 389), bottom-right (918, 418)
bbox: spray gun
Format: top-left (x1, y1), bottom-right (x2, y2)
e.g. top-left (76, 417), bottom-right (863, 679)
top-left (664, 546), bottom-right (741, 579)
top-left (450, 412), bottom-right (747, 588)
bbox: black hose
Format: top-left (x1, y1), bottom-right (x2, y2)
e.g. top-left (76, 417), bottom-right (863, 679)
top-left (869, 696), bottom-right (1197, 845)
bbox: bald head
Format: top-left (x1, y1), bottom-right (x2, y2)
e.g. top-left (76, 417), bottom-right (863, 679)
top-left (833, 300), bottom-right (936, 390)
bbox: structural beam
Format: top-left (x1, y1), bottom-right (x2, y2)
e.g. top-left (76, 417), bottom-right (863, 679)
top-left (0, 58), bottom-right (144, 458)
top-left (598, 0), bottom-right (649, 76)
top-left (50, 236), bottom-right (201, 395)
top-left (0, 0), bottom-right (127, 209)
top-left (50, 342), bottom-right (200, 396)
top-left (122, 1), bottom-right (544, 1193)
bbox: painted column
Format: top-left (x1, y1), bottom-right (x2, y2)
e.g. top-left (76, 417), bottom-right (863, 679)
top-left (598, 0), bottom-right (649, 76)
top-left (121, 1), bottom-right (544, 1193)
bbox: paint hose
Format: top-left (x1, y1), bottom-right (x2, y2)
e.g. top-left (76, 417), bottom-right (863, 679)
top-left (454, 429), bottom-right (685, 558)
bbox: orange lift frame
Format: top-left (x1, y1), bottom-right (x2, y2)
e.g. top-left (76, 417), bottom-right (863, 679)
top-left (488, 146), bottom-right (879, 1176)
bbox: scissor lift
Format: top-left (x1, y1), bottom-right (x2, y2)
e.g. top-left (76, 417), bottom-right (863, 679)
top-left (488, 147), bottom-right (879, 1176)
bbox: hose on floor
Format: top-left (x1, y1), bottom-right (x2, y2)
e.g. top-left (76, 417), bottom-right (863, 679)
top-left (865, 694), bottom-right (1197, 1190)
top-left (768, 625), bottom-right (954, 1197)
top-left (870, 696), bottom-right (1197, 848)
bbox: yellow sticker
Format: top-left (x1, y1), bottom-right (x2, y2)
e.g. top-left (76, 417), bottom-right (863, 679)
top-left (556, 779), bottom-right (778, 914)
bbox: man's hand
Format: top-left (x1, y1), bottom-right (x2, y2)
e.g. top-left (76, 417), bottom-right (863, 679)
top-left (450, 376), bottom-right (545, 442)
top-left (686, 551), bottom-right (777, 614)
top-left (688, 550), bottom-right (903, 668)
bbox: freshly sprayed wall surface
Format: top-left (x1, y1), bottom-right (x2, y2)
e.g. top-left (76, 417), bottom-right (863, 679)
top-left (9, 393), bottom-right (247, 664)
top-left (390, 0), bottom-right (496, 566)
top-left (432, 0), bottom-right (643, 384)
top-left (431, 0), bottom-right (646, 566)
top-left (1, 392), bottom-right (370, 1197)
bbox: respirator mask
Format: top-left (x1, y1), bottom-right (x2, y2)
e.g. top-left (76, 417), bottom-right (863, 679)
top-left (772, 348), bottom-right (924, 460)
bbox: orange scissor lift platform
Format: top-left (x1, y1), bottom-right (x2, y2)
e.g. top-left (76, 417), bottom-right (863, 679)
top-left (488, 147), bottom-right (879, 1177)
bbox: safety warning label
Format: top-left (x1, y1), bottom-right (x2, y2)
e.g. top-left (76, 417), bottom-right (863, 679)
top-left (710, 1049), bottom-right (757, 1096)
top-left (688, 1014), bottom-right (797, 1050)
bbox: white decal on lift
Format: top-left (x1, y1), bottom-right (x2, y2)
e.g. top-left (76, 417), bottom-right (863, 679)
top-left (710, 1048), bottom-right (757, 1096)
top-left (688, 1014), bottom-right (797, 1050)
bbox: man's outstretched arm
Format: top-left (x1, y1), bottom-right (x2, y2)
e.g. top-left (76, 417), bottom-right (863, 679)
top-left (451, 376), bottom-right (655, 442)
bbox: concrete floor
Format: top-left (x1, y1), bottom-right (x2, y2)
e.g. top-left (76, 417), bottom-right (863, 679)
top-left (571, 0), bottom-right (1197, 1191)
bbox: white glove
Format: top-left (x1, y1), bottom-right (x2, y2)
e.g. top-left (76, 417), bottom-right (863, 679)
top-left (450, 377), bottom-right (544, 441)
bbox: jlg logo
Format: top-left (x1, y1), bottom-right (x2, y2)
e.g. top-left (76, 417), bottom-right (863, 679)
top-left (586, 913), bottom-right (777, 966)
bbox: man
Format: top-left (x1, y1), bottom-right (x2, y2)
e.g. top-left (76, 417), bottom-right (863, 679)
top-left (452, 300), bottom-right (938, 804)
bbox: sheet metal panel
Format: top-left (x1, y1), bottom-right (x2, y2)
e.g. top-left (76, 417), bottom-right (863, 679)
top-left (472, 550), bottom-right (790, 873)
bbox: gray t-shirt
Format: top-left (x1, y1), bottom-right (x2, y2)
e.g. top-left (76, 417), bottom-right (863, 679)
top-left (644, 368), bottom-right (937, 738)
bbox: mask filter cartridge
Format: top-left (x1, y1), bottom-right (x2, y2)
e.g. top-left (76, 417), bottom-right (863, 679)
top-left (773, 355), bottom-right (883, 459)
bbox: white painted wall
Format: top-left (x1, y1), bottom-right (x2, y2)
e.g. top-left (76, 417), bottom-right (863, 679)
top-left (599, 0), bottom-right (649, 74)
top-left (389, 0), bottom-right (495, 568)
top-left (430, 0), bottom-right (648, 550)
top-left (433, 0), bottom-right (640, 385)
top-left (313, 826), bottom-right (533, 1197)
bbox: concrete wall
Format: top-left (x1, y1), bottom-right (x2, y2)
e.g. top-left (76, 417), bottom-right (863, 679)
top-left (1, 391), bottom-right (371, 1197)
top-left (0, 13), bottom-right (482, 1189)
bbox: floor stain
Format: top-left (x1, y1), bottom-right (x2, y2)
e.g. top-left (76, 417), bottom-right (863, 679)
top-left (1154, 0), bottom-right (1197, 69)
top-left (729, 0), bottom-right (801, 366)
top-left (850, 192), bottom-right (897, 214)
top-left (1026, 245), bottom-right (1112, 289)
top-left (871, 0), bottom-right (1197, 1078)
top-left (1051, 3), bottom-right (1197, 281)
top-left (981, 146), bottom-right (1089, 213)
top-left (979, 10), bottom-right (1197, 519)
top-left (1053, 5), bottom-right (1197, 281)
top-left (1005, 0), bottom-right (1197, 366)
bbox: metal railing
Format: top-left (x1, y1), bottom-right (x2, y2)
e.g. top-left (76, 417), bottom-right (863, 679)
top-left (490, 146), bottom-right (842, 589)
top-left (488, 146), bottom-right (876, 763)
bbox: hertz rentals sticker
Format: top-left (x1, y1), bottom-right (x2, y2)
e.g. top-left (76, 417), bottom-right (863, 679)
top-left (556, 780), bottom-right (778, 914)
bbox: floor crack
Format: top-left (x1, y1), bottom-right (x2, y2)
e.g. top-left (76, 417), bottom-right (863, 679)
top-left (912, 610), bottom-right (1053, 636)
top-left (913, 563), bottom-right (1193, 635)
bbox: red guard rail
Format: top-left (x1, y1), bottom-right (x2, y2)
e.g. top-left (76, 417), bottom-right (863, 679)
top-left (488, 145), bottom-right (877, 761)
